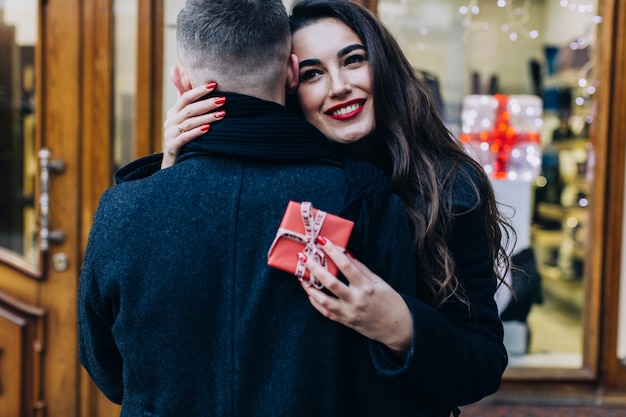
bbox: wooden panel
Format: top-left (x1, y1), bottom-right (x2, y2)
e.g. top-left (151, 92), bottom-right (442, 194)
top-left (0, 312), bottom-right (23, 417)
top-left (40, 0), bottom-right (82, 415)
top-left (80, 0), bottom-right (114, 253)
top-left (79, 1), bottom-right (118, 415)
top-left (136, 0), bottom-right (164, 157)
top-left (0, 250), bottom-right (39, 307)
top-left (0, 292), bottom-right (45, 417)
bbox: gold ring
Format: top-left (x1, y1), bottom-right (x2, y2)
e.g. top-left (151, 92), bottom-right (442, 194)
top-left (178, 123), bottom-right (185, 134)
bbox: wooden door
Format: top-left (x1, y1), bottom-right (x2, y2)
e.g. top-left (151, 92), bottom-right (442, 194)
top-left (0, 0), bottom-right (79, 414)
top-left (0, 0), bottom-right (113, 416)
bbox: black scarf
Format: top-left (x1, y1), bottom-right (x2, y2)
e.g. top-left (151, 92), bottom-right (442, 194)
top-left (113, 93), bottom-right (343, 184)
top-left (178, 92), bottom-right (343, 168)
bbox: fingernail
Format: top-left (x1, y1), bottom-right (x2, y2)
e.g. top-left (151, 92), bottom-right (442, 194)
top-left (214, 97), bottom-right (226, 105)
top-left (200, 124), bottom-right (210, 132)
top-left (297, 252), bottom-right (308, 263)
top-left (214, 110), bottom-right (226, 119)
top-left (344, 250), bottom-right (354, 259)
top-left (205, 82), bottom-right (217, 89)
top-left (315, 236), bottom-right (327, 246)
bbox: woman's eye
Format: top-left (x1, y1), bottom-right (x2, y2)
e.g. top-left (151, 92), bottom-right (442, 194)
top-left (300, 69), bottom-right (322, 81)
top-left (345, 54), bottom-right (367, 66)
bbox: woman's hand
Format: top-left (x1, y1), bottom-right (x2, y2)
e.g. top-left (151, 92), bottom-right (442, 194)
top-left (162, 67), bottom-right (226, 169)
top-left (300, 237), bottom-right (414, 356)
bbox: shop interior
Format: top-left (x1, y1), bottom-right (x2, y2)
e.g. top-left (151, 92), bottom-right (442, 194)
top-left (375, 0), bottom-right (597, 369)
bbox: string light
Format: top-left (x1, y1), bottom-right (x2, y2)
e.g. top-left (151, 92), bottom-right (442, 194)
top-left (378, 0), bottom-right (432, 52)
top-left (459, 0), bottom-right (490, 35)
top-left (379, 0), bottom-right (601, 82)
top-left (459, 0), bottom-right (539, 42)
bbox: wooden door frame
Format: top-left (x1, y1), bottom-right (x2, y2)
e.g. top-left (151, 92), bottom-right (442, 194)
top-left (597, 0), bottom-right (626, 398)
top-left (135, 0), bottom-right (164, 158)
top-left (38, 0), bottom-right (82, 415)
top-left (79, 0), bottom-right (116, 414)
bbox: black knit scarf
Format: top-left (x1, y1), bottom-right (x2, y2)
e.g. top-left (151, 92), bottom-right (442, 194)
top-left (178, 92), bottom-right (343, 168)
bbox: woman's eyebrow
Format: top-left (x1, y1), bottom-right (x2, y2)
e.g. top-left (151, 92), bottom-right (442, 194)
top-left (299, 58), bottom-right (321, 68)
top-left (299, 44), bottom-right (367, 68)
top-left (338, 43), bottom-right (366, 58)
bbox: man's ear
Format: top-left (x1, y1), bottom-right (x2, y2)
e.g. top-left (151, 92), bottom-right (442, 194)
top-left (286, 54), bottom-right (299, 95)
top-left (170, 65), bottom-right (193, 95)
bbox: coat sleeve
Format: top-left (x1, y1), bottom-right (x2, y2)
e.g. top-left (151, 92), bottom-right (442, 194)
top-left (77, 193), bottom-right (125, 404)
top-left (369, 195), bottom-right (508, 407)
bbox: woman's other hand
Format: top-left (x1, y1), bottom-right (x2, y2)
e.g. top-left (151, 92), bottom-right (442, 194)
top-left (162, 66), bottom-right (226, 169)
top-left (300, 237), bottom-right (414, 356)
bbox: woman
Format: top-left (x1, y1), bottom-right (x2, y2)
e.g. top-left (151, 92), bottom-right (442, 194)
top-left (157, 0), bottom-right (512, 415)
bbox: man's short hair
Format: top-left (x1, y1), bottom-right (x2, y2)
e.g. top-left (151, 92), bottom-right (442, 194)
top-left (177, 0), bottom-right (292, 91)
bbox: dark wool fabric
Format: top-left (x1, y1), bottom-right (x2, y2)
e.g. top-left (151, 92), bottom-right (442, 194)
top-left (79, 93), bottom-right (506, 417)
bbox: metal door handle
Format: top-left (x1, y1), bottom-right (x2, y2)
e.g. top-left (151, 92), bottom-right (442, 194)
top-left (38, 148), bottom-right (66, 251)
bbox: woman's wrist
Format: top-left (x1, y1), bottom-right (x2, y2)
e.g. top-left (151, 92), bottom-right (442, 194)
top-left (381, 297), bottom-right (414, 356)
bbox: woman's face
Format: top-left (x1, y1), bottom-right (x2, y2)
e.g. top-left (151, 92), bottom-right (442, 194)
top-left (292, 18), bottom-right (375, 144)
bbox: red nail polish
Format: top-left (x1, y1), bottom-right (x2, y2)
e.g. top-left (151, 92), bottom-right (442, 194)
top-left (344, 250), bottom-right (354, 259)
top-left (214, 110), bottom-right (226, 119)
top-left (205, 82), bottom-right (217, 89)
top-left (316, 236), bottom-right (327, 246)
top-left (214, 97), bottom-right (226, 105)
top-left (297, 252), bottom-right (308, 263)
top-left (200, 124), bottom-right (210, 132)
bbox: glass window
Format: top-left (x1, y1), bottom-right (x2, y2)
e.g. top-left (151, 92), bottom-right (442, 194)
top-left (379, 0), bottom-right (600, 369)
top-left (0, 0), bottom-right (38, 264)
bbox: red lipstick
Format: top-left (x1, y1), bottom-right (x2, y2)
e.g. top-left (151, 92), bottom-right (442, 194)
top-left (325, 99), bottom-right (366, 120)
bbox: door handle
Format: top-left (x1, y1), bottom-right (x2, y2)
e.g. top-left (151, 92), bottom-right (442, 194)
top-left (38, 148), bottom-right (66, 251)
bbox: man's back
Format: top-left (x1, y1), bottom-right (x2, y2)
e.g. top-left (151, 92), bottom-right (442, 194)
top-left (78, 94), bottom-right (413, 417)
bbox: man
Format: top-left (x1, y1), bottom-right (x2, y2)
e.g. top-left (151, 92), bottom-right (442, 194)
top-left (78, 1), bottom-right (413, 416)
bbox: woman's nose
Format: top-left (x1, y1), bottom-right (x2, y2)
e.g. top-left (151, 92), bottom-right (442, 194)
top-left (328, 71), bottom-right (352, 97)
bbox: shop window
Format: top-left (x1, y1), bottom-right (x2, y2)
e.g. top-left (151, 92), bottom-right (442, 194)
top-left (0, 0), bottom-right (38, 267)
top-left (378, 0), bottom-right (600, 373)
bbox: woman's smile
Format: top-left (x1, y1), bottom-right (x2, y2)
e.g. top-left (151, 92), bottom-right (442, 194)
top-left (325, 99), bottom-right (366, 120)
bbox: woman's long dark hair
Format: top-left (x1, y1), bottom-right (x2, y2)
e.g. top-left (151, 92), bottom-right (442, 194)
top-left (290, 0), bottom-right (513, 307)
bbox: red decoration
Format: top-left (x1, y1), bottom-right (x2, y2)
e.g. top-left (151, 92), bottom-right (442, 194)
top-left (460, 94), bottom-right (542, 180)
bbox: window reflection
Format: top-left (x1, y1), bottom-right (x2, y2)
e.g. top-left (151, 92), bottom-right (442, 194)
top-left (378, 0), bottom-right (599, 368)
top-left (0, 0), bottom-right (38, 264)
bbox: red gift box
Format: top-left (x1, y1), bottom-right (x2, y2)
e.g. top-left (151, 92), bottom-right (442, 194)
top-left (267, 201), bottom-right (354, 287)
